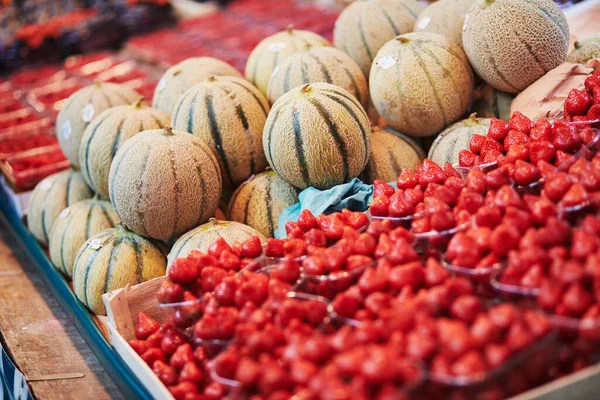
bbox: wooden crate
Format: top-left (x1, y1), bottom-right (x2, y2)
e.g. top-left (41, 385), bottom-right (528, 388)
top-left (103, 276), bottom-right (173, 400)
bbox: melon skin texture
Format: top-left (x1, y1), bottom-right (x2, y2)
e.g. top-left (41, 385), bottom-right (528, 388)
top-left (152, 57), bottom-right (242, 116)
top-left (79, 99), bottom-right (170, 198)
top-left (49, 198), bottom-right (120, 278)
top-left (72, 224), bottom-right (167, 315)
top-left (413, 0), bottom-right (477, 49)
top-left (28, 169), bottom-right (94, 246)
top-left (56, 82), bottom-right (141, 169)
top-left (228, 171), bottom-right (300, 237)
top-left (568, 34), bottom-right (600, 64)
top-left (428, 113), bottom-right (492, 166)
top-left (108, 127), bottom-right (222, 241)
top-left (470, 84), bottom-right (514, 121)
top-left (462, 0), bottom-right (569, 94)
top-left (245, 28), bottom-right (331, 96)
top-left (263, 82), bottom-right (371, 190)
top-left (370, 32), bottom-right (475, 137)
top-left (171, 75), bottom-right (270, 189)
top-left (167, 219), bottom-right (266, 269)
top-left (360, 126), bottom-right (425, 184)
top-left (267, 46), bottom-right (369, 108)
top-left (333, 0), bottom-right (424, 78)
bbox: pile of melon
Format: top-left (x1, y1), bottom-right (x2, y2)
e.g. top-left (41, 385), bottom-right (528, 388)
top-left (26, 0), bottom-right (577, 315)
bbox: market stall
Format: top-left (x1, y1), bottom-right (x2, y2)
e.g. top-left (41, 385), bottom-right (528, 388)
top-left (1, 0), bottom-right (600, 399)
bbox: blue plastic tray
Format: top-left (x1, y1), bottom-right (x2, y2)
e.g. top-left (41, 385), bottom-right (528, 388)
top-left (0, 182), bottom-right (154, 400)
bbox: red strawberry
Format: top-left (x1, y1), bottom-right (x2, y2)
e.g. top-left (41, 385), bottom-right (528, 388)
top-left (396, 168), bottom-right (418, 189)
top-left (553, 123), bottom-right (583, 153)
top-left (592, 86), bottom-right (600, 106)
top-left (373, 180), bottom-right (395, 197)
top-left (480, 137), bottom-right (504, 158)
top-left (508, 111), bottom-right (534, 135)
top-left (530, 118), bottom-right (553, 141)
top-left (168, 258), bottom-right (199, 285)
top-left (153, 360), bottom-right (178, 386)
top-left (129, 339), bottom-right (149, 355)
top-left (513, 160), bottom-right (540, 186)
top-left (561, 183), bottom-right (589, 207)
top-left (469, 134), bottom-right (486, 153)
top-left (585, 71), bottom-right (600, 92)
top-left (389, 190), bottom-right (414, 217)
top-left (135, 313), bottom-right (160, 340)
top-left (444, 163), bottom-right (460, 178)
top-left (418, 159), bottom-right (446, 188)
top-left (565, 88), bottom-right (592, 116)
top-left (588, 104), bottom-right (600, 121)
top-left (142, 348), bottom-right (166, 366)
top-left (505, 143), bottom-right (530, 163)
top-left (459, 150), bottom-right (477, 167)
top-left (504, 130), bottom-right (529, 152)
top-left (529, 140), bottom-right (555, 165)
top-left (488, 118), bottom-right (510, 141)
top-left (171, 343), bottom-right (195, 370)
top-left (370, 195), bottom-right (390, 216)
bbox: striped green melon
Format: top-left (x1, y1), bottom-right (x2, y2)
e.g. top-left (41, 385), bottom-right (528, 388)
top-left (245, 27), bottom-right (331, 96)
top-left (171, 75), bottom-right (270, 189)
top-left (263, 82), bottom-right (371, 190)
top-left (413, 0), bottom-right (477, 49)
top-left (369, 32), bottom-right (475, 137)
top-left (79, 98), bottom-right (171, 198)
top-left (462, 0), bottom-right (569, 94)
top-left (267, 46), bottom-right (369, 107)
top-left (470, 84), bottom-right (514, 121)
top-left (428, 113), bottom-right (492, 165)
top-left (152, 57), bottom-right (242, 116)
top-left (228, 171), bottom-right (299, 237)
top-left (28, 169), bottom-right (93, 246)
top-left (56, 82), bottom-right (140, 169)
top-left (333, 0), bottom-right (424, 78)
top-left (568, 34), bottom-right (600, 64)
top-left (167, 219), bottom-right (267, 269)
top-left (49, 197), bottom-right (120, 278)
top-left (72, 224), bottom-right (167, 315)
top-left (360, 126), bottom-right (425, 184)
top-left (109, 127), bottom-right (222, 241)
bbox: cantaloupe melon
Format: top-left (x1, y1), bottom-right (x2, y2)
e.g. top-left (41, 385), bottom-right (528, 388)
top-left (462, 0), bottom-right (569, 94)
top-left (28, 169), bottom-right (93, 246)
top-left (428, 113), bottom-right (492, 165)
top-left (49, 197), bottom-right (120, 278)
top-left (370, 32), bottom-right (474, 137)
top-left (79, 98), bottom-right (170, 198)
top-left (263, 82), bottom-right (371, 190)
top-left (171, 75), bottom-right (270, 189)
top-left (108, 127), bottom-right (222, 241)
top-left (72, 224), bottom-right (167, 315)
top-left (267, 46), bottom-right (369, 107)
top-left (245, 27), bottom-right (331, 96)
top-left (228, 171), bottom-right (299, 237)
top-left (413, 0), bottom-right (477, 49)
top-left (470, 84), bottom-right (514, 121)
top-left (568, 34), bottom-right (600, 64)
top-left (333, 0), bottom-right (424, 78)
top-left (152, 57), bottom-right (242, 115)
top-left (56, 82), bottom-right (140, 169)
top-left (167, 219), bottom-right (266, 269)
top-left (360, 126), bottom-right (425, 184)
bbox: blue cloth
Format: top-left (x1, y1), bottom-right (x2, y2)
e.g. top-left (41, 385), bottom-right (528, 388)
top-left (275, 178), bottom-right (375, 238)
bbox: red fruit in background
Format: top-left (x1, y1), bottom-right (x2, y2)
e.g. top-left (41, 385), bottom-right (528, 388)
top-left (169, 382), bottom-right (199, 400)
top-left (494, 185), bottom-right (523, 209)
top-left (503, 206), bottom-right (531, 234)
top-left (475, 205), bottom-right (502, 228)
top-left (484, 344), bottom-right (510, 368)
top-left (297, 209), bottom-right (318, 231)
top-left (406, 330), bottom-right (436, 361)
top-left (530, 118), bottom-right (553, 141)
top-left (430, 210), bottom-right (455, 231)
top-left (200, 266), bottom-right (228, 293)
top-left (373, 180), bottom-right (395, 197)
top-left (459, 150), bottom-right (477, 167)
top-left (168, 259), bottom-right (199, 285)
top-left (490, 224), bottom-right (520, 256)
top-left (438, 319), bottom-right (474, 357)
top-left (171, 343), bottom-right (194, 370)
top-left (561, 183), bottom-right (589, 207)
top-left (471, 315), bottom-right (498, 346)
top-left (485, 166), bottom-right (511, 190)
top-left (529, 140), bottom-right (556, 165)
top-left (565, 88), bottom-right (592, 116)
top-left (543, 172), bottom-right (573, 202)
top-left (424, 257), bottom-right (450, 287)
top-left (523, 311), bottom-right (551, 338)
top-left (481, 137), bottom-right (504, 157)
top-left (388, 239), bottom-right (419, 265)
top-left (142, 348), bottom-right (166, 366)
top-left (157, 280), bottom-right (184, 304)
top-left (553, 123), bottom-right (583, 153)
top-left (208, 236), bottom-right (232, 258)
top-left (585, 71), bottom-right (600, 92)
top-left (508, 111), bottom-right (534, 135)
top-left (341, 209), bottom-right (369, 230)
top-left (179, 361), bottom-right (205, 385)
top-left (304, 228), bottom-right (327, 247)
top-left (370, 195), bottom-right (390, 216)
top-left (397, 168), bottom-right (418, 189)
top-left (482, 148), bottom-right (503, 164)
top-left (411, 218), bottom-right (430, 234)
top-left (537, 279), bottom-right (564, 311)
top-left (488, 118), bottom-right (510, 141)
top-left (241, 235), bottom-right (263, 258)
top-left (389, 190), bottom-right (414, 217)
top-left (444, 163), bottom-right (460, 178)
top-left (162, 329), bottom-right (187, 355)
top-left (489, 303), bottom-right (518, 329)
top-left (562, 282), bottom-right (593, 316)
top-left (470, 134), bottom-right (486, 153)
top-left (389, 262), bottom-right (425, 289)
top-left (129, 339), bottom-right (149, 355)
top-left (265, 238), bottom-right (285, 257)
top-left (404, 187), bottom-right (424, 207)
top-left (520, 264), bottom-right (543, 289)
top-left (153, 360), bottom-right (178, 386)
top-left (146, 332), bottom-right (165, 349)
top-left (450, 295), bottom-right (483, 323)
top-left (504, 130), bottom-right (529, 152)
top-left (506, 321), bottom-right (534, 351)
top-left (588, 104), bottom-right (600, 120)
top-left (202, 382), bottom-right (225, 399)
top-left (219, 250), bottom-right (240, 270)
top-left (418, 159), bottom-right (446, 188)
top-left (285, 221), bottom-right (304, 238)
top-left (135, 313), bottom-right (160, 340)
top-left (513, 160), bottom-right (540, 186)
top-left (447, 233), bottom-right (480, 268)
top-left (466, 169), bottom-right (487, 194)
top-left (457, 191), bottom-right (484, 214)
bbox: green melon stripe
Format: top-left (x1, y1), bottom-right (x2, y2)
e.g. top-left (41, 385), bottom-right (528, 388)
top-left (512, 28), bottom-right (548, 74)
top-left (394, 0), bottom-right (418, 18)
top-left (187, 91), bottom-right (200, 136)
top-left (300, 59), bottom-right (309, 83)
top-left (99, 91), bottom-right (112, 110)
top-left (251, 51), bottom-right (261, 88)
top-left (265, 175), bottom-right (275, 237)
top-left (206, 93), bottom-right (235, 186)
top-left (232, 100), bottom-right (255, 174)
top-left (98, 201), bottom-right (117, 226)
top-left (307, 97), bottom-right (349, 182)
top-left (229, 80), bottom-right (269, 117)
top-left (272, 51), bottom-right (280, 86)
top-left (172, 89), bottom-right (195, 126)
top-left (171, 232), bottom-right (194, 261)
top-left (283, 61), bottom-right (295, 93)
top-left (83, 113), bottom-right (115, 188)
top-left (65, 170), bottom-right (74, 205)
top-left (111, 89), bottom-right (135, 105)
top-left (109, 140), bottom-right (136, 208)
top-left (376, 2), bottom-right (400, 35)
top-left (320, 93), bottom-right (369, 169)
top-left (492, 88), bottom-right (500, 119)
top-left (430, 126), bottom-right (462, 164)
top-left (424, 40), bottom-right (472, 74)
top-left (135, 146), bottom-right (152, 237)
top-left (102, 240), bottom-right (120, 294)
top-left (85, 201), bottom-right (95, 239)
top-left (320, 88), bottom-right (368, 120)
top-left (386, 128), bottom-right (426, 159)
top-left (480, 40), bottom-right (520, 92)
top-left (307, 54), bottom-right (332, 84)
top-left (242, 184), bottom-right (255, 225)
top-left (227, 184), bottom-right (243, 219)
top-left (58, 206), bottom-right (76, 274)
top-left (265, 108), bottom-right (281, 174)
top-left (168, 145), bottom-right (180, 237)
top-left (409, 44), bottom-right (448, 126)
top-left (331, 54), bottom-right (361, 103)
top-left (533, 5), bottom-right (569, 42)
top-left (387, 147), bottom-right (402, 175)
top-left (82, 243), bottom-right (104, 308)
top-left (148, 113), bottom-right (164, 129)
top-left (191, 154), bottom-right (208, 225)
top-left (358, 14), bottom-right (373, 62)
top-left (292, 107), bottom-right (310, 186)
top-left (130, 238), bottom-right (144, 284)
top-left (393, 46), bottom-right (416, 133)
top-left (417, 46), bottom-right (466, 112)
top-left (191, 142), bottom-right (222, 187)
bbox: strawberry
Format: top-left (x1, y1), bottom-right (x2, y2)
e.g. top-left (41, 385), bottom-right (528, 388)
top-left (444, 163), bottom-right (460, 178)
top-left (482, 148), bottom-right (503, 164)
top-left (480, 137), bottom-right (503, 158)
top-left (208, 236), bottom-right (232, 258)
top-left (588, 104), bottom-right (600, 121)
top-left (265, 238), bottom-right (285, 257)
top-left (135, 313), bottom-right (160, 340)
top-left (405, 187), bottom-right (424, 207)
top-left (530, 118), bottom-right (553, 141)
top-left (389, 190), bottom-right (414, 217)
top-left (469, 134), bottom-right (486, 153)
top-left (565, 88), bottom-right (592, 116)
top-left (340, 209), bottom-right (369, 230)
top-left (129, 339), bottom-right (149, 355)
top-left (585, 71), bottom-right (600, 92)
top-left (487, 118), bottom-right (510, 141)
top-left (561, 183), bottom-right (589, 207)
top-left (485, 166), bottom-right (511, 190)
top-left (241, 235), bottom-right (263, 258)
top-left (513, 160), bottom-right (540, 186)
top-left (169, 382), bottom-right (199, 400)
top-left (508, 111), bottom-right (534, 135)
top-left (553, 124), bottom-right (583, 153)
top-left (142, 348), bottom-right (166, 366)
top-left (171, 343), bottom-right (195, 370)
top-left (179, 361), bottom-right (205, 385)
top-left (153, 360), bottom-right (178, 386)
top-left (168, 258), bottom-right (199, 285)
top-left (458, 150), bottom-right (477, 167)
top-left (285, 221), bottom-right (304, 238)
top-left (592, 86), bottom-right (600, 106)
top-left (529, 140), bottom-right (555, 165)
top-left (417, 159), bottom-right (446, 188)
top-left (505, 143), bottom-right (529, 163)
top-left (396, 168), bottom-right (418, 189)
top-left (370, 195), bottom-right (390, 216)
top-left (373, 180), bottom-right (395, 197)
top-left (504, 130), bottom-right (529, 152)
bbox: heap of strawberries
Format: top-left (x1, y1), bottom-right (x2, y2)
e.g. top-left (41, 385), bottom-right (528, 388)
top-left (564, 70), bottom-right (600, 125)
